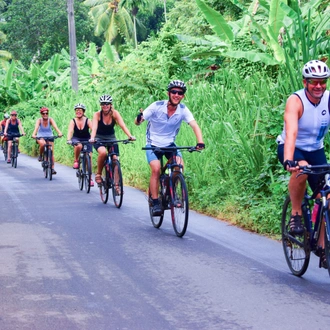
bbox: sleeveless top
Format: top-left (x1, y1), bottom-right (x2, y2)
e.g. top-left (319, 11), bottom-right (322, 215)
top-left (96, 111), bottom-right (116, 140)
top-left (277, 89), bottom-right (330, 152)
top-left (7, 119), bottom-right (19, 135)
top-left (73, 118), bottom-right (90, 139)
top-left (37, 118), bottom-right (53, 137)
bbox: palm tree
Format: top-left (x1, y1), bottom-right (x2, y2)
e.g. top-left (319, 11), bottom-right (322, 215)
top-left (120, 0), bottom-right (156, 48)
top-left (83, 0), bottom-right (134, 47)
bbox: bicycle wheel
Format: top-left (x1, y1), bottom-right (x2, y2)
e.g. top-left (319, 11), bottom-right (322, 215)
top-left (78, 158), bottom-right (84, 191)
top-left (324, 209), bottom-right (330, 277)
top-left (281, 196), bottom-right (310, 276)
top-left (170, 173), bottom-right (189, 237)
top-left (111, 160), bottom-right (123, 208)
top-left (13, 144), bottom-right (18, 168)
top-left (3, 141), bottom-right (7, 161)
top-left (84, 154), bottom-right (91, 194)
top-left (99, 164), bottom-right (109, 204)
top-left (43, 151), bottom-right (48, 179)
top-left (48, 148), bottom-right (53, 181)
top-left (148, 188), bottom-right (164, 228)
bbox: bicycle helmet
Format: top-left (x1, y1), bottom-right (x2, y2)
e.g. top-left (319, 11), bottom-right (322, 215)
top-left (4, 113), bottom-right (9, 119)
top-left (74, 103), bottom-right (86, 111)
top-left (167, 80), bottom-right (187, 93)
top-left (99, 95), bottom-right (113, 103)
top-left (302, 60), bottom-right (330, 79)
top-left (40, 107), bottom-right (49, 113)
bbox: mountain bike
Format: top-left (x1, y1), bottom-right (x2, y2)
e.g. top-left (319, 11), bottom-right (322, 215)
top-left (282, 164), bottom-right (330, 277)
top-left (8, 133), bottom-right (23, 168)
top-left (96, 139), bottom-right (131, 207)
top-left (0, 133), bottom-right (8, 161)
top-left (70, 140), bottom-right (93, 193)
top-left (142, 145), bottom-right (199, 237)
top-left (35, 136), bottom-right (60, 181)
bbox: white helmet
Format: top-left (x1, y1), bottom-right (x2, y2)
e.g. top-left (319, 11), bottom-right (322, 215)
top-left (4, 113), bottom-right (9, 119)
top-left (302, 60), bottom-right (330, 79)
top-left (74, 103), bottom-right (86, 111)
top-left (99, 94), bottom-right (113, 103)
top-left (167, 80), bottom-right (187, 93)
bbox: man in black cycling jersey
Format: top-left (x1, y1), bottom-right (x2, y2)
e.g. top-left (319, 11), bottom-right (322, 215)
top-left (277, 60), bottom-right (330, 265)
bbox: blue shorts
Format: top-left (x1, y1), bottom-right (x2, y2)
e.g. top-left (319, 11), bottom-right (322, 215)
top-left (277, 144), bottom-right (327, 191)
top-left (146, 143), bottom-right (182, 164)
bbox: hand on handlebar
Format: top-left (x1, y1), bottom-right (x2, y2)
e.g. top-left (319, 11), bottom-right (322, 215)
top-left (196, 143), bottom-right (205, 150)
top-left (129, 135), bottom-right (136, 141)
top-left (283, 159), bottom-right (299, 172)
top-left (67, 140), bottom-right (72, 145)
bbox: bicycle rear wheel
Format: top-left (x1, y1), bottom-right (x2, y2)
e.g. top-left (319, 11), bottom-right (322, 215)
top-left (281, 196), bottom-right (310, 276)
top-left (3, 141), bottom-right (7, 161)
top-left (111, 160), bottom-right (123, 208)
top-left (84, 154), bottom-right (91, 194)
top-left (171, 173), bottom-right (189, 237)
top-left (148, 188), bottom-right (164, 228)
top-left (324, 209), bottom-right (330, 277)
top-left (48, 148), bottom-right (53, 181)
top-left (78, 158), bottom-right (84, 190)
top-left (12, 144), bottom-right (18, 168)
top-left (100, 164), bottom-right (109, 204)
top-left (43, 151), bottom-right (48, 179)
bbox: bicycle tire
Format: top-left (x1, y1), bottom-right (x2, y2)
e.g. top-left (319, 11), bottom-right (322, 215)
top-left (43, 149), bottom-right (48, 179)
top-left (78, 157), bottom-right (84, 191)
top-left (11, 146), bottom-right (14, 167)
top-left (100, 164), bottom-right (109, 204)
top-left (281, 196), bottom-right (310, 276)
top-left (324, 208), bottom-right (330, 277)
top-left (111, 160), bottom-right (123, 208)
top-left (48, 148), bottom-right (53, 181)
top-left (3, 141), bottom-right (7, 161)
top-left (84, 154), bottom-right (91, 194)
top-left (171, 173), bottom-right (189, 237)
top-left (148, 188), bottom-right (164, 228)
top-left (13, 143), bottom-right (18, 168)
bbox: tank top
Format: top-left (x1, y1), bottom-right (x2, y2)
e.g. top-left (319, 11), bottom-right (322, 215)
top-left (96, 111), bottom-right (116, 140)
top-left (7, 119), bottom-right (19, 135)
top-left (73, 118), bottom-right (90, 139)
top-left (277, 89), bottom-right (330, 151)
top-left (37, 118), bottom-right (53, 137)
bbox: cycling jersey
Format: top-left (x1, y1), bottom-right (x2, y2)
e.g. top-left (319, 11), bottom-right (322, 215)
top-left (143, 100), bottom-right (194, 147)
top-left (277, 89), bottom-right (330, 151)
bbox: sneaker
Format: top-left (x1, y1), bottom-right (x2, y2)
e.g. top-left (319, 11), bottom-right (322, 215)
top-left (289, 213), bottom-right (304, 235)
top-left (152, 203), bottom-right (162, 216)
top-left (51, 169), bottom-right (57, 175)
top-left (90, 179), bottom-right (94, 187)
top-left (38, 155), bottom-right (42, 162)
top-left (73, 160), bottom-right (79, 169)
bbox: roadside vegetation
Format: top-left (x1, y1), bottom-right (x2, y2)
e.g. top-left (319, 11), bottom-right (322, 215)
top-left (0, 0), bottom-right (329, 237)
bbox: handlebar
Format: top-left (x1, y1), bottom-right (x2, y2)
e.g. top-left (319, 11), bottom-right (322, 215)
top-left (6, 133), bottom-right (24, 138)
top-left (67, 140), bottom-right (90, 146)
top-left (142, 146), bottom-right (199, 153)
top-left (93, 139), bottom-right (132, 145)
top-left (297, 164), bottom-right (330, 177)
top-left (34, 136), bottom-right (61, 141)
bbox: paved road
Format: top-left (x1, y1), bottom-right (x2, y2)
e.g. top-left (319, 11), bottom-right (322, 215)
top-left (1, 154), bottom-right (330, 330)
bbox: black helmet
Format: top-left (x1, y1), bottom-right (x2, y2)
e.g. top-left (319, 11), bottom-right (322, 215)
top-left (167, 80), bottom-right (187, 93)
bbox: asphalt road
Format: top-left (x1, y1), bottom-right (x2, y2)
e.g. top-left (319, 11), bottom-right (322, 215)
top-left (1, 153), bottom-right (330, 330)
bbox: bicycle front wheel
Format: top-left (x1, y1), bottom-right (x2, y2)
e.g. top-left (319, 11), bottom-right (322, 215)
top-left (78, 158), bottom-right (84, 191)
top-left (111, 160), bottom-right (123, 208)
top-left (324, 209), bottom-right (330, 277)
top-left (281, 196), bottom-right (310, 276)
top-left (48, 148), bottom-right (53, 181)
top-left (43, 152), bottom-right (48, 179)
top-left (3, 141), bottom-right (7, 161)
top-left (148, 188), bottom-right (164, 228)
top-left (84, 154), bottom-right (91, 194)
top-left (13, 144), bottom-right (18, 168)
top-left (171, 173), bottom-right (189, 237)
top-left (100, 164), bottom-right (109, 204)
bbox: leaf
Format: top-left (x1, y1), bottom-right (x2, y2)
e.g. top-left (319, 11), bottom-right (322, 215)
top-left (195, 0), bottom-right (234, 43)
top-left (224, 50), bottom-right (280, 65)
top-left (268, 0), bottom-right (287, 36)
top-left (4, 61), bottom-right (15, 88)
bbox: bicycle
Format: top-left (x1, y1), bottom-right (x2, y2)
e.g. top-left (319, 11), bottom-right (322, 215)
top-left (96, 139), bottom-right (131, 207)
top-left (282, 164), bottom-right (330, 277)
top-left (0, 133), bottom-right (7, 161)
top-left (7, 133), bottom-right (23, 168)
top-left (142, 145), bottom-right (199, 237)
top-left (35, 136), bottom-right (60, 181)
top-left (69, 140), bottom-right (93, 193)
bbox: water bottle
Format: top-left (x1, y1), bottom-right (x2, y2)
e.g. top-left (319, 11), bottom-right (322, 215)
top-left (311, 199), bottom-right (321, 223)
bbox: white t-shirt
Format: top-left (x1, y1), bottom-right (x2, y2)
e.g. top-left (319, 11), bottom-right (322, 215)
top-left (143, 100), bottom-right (195, 147)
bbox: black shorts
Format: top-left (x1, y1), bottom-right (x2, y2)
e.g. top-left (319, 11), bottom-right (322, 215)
top-left (277, 144), bottom-right (327, 191)
top-left (93, 141), bottom-right (119, 156)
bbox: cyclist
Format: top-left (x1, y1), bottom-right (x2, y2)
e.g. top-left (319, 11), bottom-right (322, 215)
top-left (89, 94), bottom-right (136, 185)
top-left (0, 113), bottom-right (10, 149)
top-left (31, 107), bottom-right (63, 175)
top-left (67, 103), bottom-right (94, 187)
top-left (3, 110), bottom-right (26, 163)
top-left (134, 80), bottom-right (205, 216)
top-left (277, 60), bottom-right (330, 264)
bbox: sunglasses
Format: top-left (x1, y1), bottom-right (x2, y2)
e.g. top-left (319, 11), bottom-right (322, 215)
top-left (11, 114), bottom-right (17, 116)
top-left (307, 79), bottom-right (328, 86)
top-left (41, 112), bottom-right (49, 115)
top-left (169, 90), bottom-right (185, 96)
top-left (101, 102), bottom-right (111, 106)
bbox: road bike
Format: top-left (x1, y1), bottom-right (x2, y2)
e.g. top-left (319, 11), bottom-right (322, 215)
top-left (35, 136), bottom-right (60, 181)
top-left (70, 140), bottom-right (93, 193)
top-left (7, 133), bottom-right (23, 168)
top-left (282, 164), bottom-right (330, 277)
top-left (96, 139), bottom-right (131, 207)
top-left (142, 145), bottom-right (199, 237)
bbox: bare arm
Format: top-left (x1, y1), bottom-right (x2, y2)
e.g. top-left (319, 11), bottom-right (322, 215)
top-left (31, 119), bottom-right (40, 138)
top-left (3, 119), bottom-right (9, 135)
top-left (113, 110), bottom-right (135, 139)
top-left (50, 118), bottom-right (63, 136)
top-left (67, 119), bottom-right (75, 140)
top-left (189, 120), bottom-right (204, 145)
top-left (17, 119), bottom-right (26, 135)
top-left (90, 112), bottom-right (100, 140)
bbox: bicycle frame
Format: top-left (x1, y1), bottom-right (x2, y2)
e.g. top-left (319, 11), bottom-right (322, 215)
top-left (7, 134), bottom-right (23, 168)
